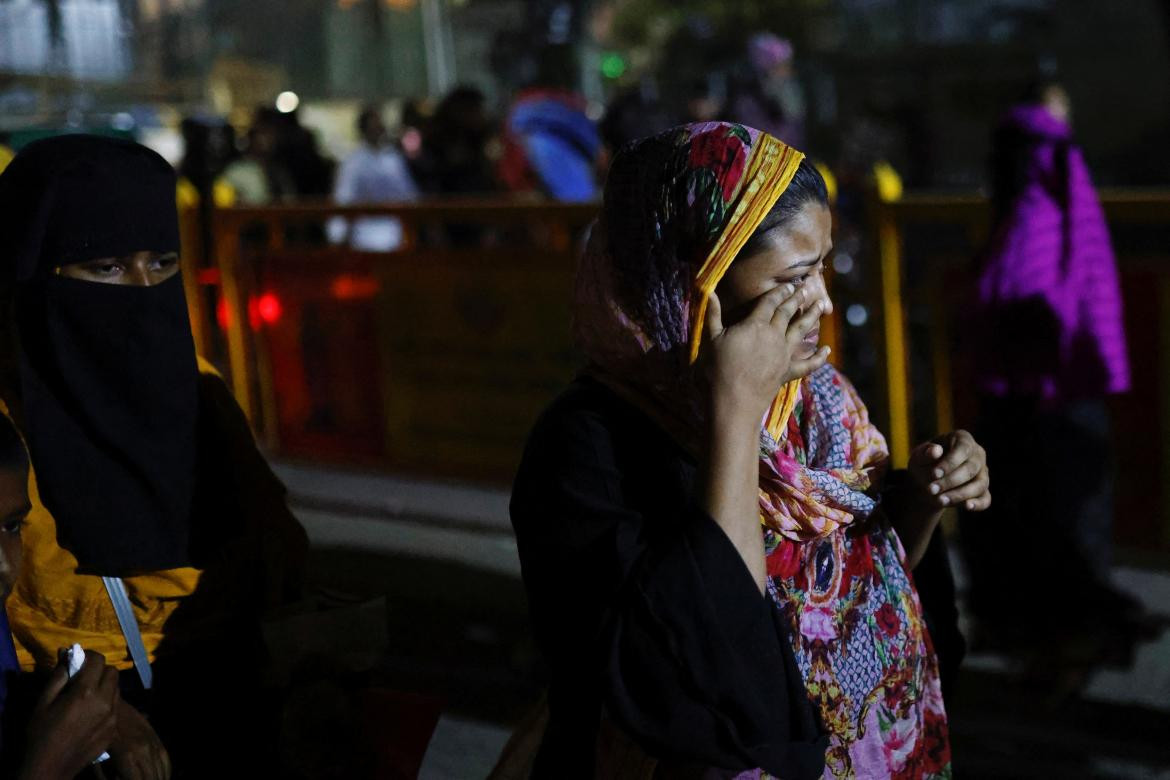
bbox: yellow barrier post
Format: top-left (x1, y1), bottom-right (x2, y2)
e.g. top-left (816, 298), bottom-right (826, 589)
top-left (213, 212), bottom-right (255, 423)
top-left (875, 198), bottom-right (911, 468)
top-left (252, 216), bottom-right (282, 449)
top-left (177, 203), bottom-right (209, 359)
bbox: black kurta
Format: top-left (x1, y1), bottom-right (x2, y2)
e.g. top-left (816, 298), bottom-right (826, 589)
top-left (511, 376), bottom-right (829, 778)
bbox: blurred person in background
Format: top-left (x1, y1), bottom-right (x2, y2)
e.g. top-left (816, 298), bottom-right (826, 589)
top-left (177, 116), bottom-right (237, 207)
top-left (176, 116), bottom-right (237, 267)
top-left (724, 32), bottom-right (807, 150)
top-left (399, 97), bottom-right (432, 172)
top-left (220, 106), bottom-right (295, 205)
top-left (329, 105), bottom-right (419, 252)
top-left (415, 86), bottom-right (498, 196)
top-left (498, 44), bottom-right (602, 202)
top-left (597, 81), bottom-right (675, 176)
top-left (960, 80), bottom-right (1150, 689)
top-left (681, 75), bottom-right (723, 125)
top-left (0, 135), bottom-right (308, 777)
top-left (272, 107), bottom-right (335, 200)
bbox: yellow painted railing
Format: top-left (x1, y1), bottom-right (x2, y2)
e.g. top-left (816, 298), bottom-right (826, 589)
top-left (182, 191), bottom-right (1170, 550)
top-left (183, 198), bottom-right (850, 482)
top-left (195, 200), bottom-right (599, 480)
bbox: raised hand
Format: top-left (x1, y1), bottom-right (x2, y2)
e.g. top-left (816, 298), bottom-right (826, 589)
top-left (703, 284), bottom-right (830, 425)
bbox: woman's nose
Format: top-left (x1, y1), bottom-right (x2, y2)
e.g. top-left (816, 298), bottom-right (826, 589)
top-left (811, 276), bottom-right (834, 316)
top-left (130, 266), bottom-right (154, 287)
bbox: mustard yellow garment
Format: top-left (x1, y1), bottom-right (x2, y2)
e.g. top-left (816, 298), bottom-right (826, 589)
top-left (5, 486), bottom-right (201, 671)
top-left (4, 357), bottom-right (304, 671)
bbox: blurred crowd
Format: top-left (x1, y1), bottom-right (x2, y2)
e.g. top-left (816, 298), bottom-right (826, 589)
top-left (171, 34), bottom-right (822, 212)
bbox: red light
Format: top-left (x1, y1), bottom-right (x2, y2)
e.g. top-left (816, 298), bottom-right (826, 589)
top-left (244, 292), bottom-right (282, 330)
top-left (330, 274), bottom-right (380, 300)
top-left (216, 296), bottom-right (231, 330)
top-left (256, 292), bottom-right (283, 325)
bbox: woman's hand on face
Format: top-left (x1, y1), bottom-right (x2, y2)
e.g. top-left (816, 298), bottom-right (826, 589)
top-left (20, 650), bottom-right (119, 780)
top-left (703, 285), bottom-right (830, 424)
top-left (108, 699), bottom-right (171, 780)
top-left (908, 430), bottom-right (991, 512)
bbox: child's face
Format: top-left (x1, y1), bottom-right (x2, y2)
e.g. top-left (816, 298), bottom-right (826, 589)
top-left (0, 467), bottom-right (30, 601)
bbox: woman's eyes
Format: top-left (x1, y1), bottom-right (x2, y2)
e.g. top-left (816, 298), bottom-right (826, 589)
top-left (784, 262), bottom-right (824, 287)
top-left (78, 257), bottom-right (176, 276)
top-left (783, 269), bottom-right (818, 288)
top-left (2, 518), bottom-right (24, 534)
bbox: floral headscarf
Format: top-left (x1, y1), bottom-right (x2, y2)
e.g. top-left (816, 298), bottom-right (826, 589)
top-left (574, 122), bottom-right (887, 542)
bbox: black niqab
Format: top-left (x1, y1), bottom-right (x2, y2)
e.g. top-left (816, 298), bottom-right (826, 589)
top-left (0, 135), bottom-right (198, 575)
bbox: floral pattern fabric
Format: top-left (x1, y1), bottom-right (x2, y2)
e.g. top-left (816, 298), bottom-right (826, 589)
top-left (764, 366), bottom-right (951, 779)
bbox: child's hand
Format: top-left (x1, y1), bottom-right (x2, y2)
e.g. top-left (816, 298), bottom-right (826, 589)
top-left (20, 649), bottom-right (119, 780)
top-left (908, 430), bottom-right (991, 512)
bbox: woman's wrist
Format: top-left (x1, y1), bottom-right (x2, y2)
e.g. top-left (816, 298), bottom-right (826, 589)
top-left (889, 500), bottom-right (944, 570)
top-left (709, 389), bottom-right (765, 438)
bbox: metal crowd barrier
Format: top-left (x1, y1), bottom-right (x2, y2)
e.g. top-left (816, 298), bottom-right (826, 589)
top-left (179, 192), bottom-right (1170, 552)
top-left (188, 200), bottom-right (597, 482)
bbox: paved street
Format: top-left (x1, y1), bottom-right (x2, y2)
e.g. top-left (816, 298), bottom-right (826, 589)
top-left (275, 460), bottom-right (1170, 779)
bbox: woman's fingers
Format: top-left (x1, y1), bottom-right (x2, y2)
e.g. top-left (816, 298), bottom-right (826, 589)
top-left (704, 291), bottom-right (725, 341)
top-left (940, 477), bottom-right (991, 509)
top-left (909, 442), bottom-right (944, 469)
top-left (932, 431), bottom-right (978, 478)
top-left (785, 297), bottom-right (824, 342)
top-left (908, 442), bottom-right (945, 485)
top-left (930, 459), bottom-right (980, 493)
top-left (36, 655), bottom-right (71, 711)
top-left (765, 284), bottom-right (804, 327)
top-left (788, 345), bottom-right (831, 377)
top-left (961, 491), bottom-right (992, 511)
top-left (743, 283), bottom-right (792, 325)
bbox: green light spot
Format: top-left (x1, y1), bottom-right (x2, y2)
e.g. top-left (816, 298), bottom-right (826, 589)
top-left (601, 53), bottom-right (626, 79)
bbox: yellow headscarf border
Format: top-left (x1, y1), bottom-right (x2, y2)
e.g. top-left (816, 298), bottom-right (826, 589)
top-left (687, 135), bottom-right (806, 440)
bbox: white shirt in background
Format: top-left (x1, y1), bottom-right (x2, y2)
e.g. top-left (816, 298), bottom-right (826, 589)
top-left (329, 144), bottom-right (419, 252)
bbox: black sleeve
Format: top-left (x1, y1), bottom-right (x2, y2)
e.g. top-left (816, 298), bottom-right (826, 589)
top-left (881, 469), bottom-right (966, 704)
top-left (193, 372), bottom-right (309, 610)
top-left (510, 395), bottom-right (827, 778)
